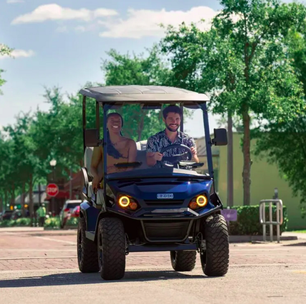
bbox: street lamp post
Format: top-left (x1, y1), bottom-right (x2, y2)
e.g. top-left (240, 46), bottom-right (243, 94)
top-left (50, 159), bottom-right (57, 215)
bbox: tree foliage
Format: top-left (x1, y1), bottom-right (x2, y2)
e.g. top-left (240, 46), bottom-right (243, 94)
top-left (161, 0), bottom-right (306, 205)
top-left (253, 26), bottom-right (306, 217)
top-left (101, 46), bottom-right (190, 141)
top-left (0, 44), bottom-right (13, 93)
top-left (0, 46), bottom-right (180, 210)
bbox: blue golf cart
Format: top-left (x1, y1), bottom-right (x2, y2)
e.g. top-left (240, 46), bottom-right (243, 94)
top-left (78, 85), bottom-right (229, 280)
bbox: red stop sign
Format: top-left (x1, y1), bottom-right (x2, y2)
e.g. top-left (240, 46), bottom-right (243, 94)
top-left (47, 183), bottom-right (59, 197)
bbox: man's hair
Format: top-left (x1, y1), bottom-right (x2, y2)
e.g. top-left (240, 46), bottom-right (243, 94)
top-left (162, 105), bottom-right (182, 119)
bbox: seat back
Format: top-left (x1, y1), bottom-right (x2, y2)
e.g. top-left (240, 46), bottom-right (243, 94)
top-left (136, 149), bottom-right (149, 170)
top-left (84, 147), bottom-right (103, 178)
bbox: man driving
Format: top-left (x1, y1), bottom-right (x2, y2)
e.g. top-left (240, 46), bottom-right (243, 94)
top-left (146, 105), bottom-right (199, 167)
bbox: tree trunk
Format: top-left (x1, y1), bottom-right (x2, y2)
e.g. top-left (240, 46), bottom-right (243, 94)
top-left (29, 176), bottom-right (34, 226)
top-left (11, 185), bottom-right (15, 208)
top-left (21, 183), bottom-right (26, 217)
top-left (242, 109), bottom-right (251, 206)
top-left (227, 111), bottom-right (234, 207)
top-left (0, 196), bottom-right (3, 213)
top-left (4, 190), bottom-right (8, 211)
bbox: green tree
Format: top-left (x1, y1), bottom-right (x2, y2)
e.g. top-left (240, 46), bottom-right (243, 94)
top-left (101, 45), bottom-right (192, 141)
top-left (253, 27), bottom-right (306, 216)
top-left (161, 0), bottom-right (306, 205)
top-left (0, 44), bottom-right (13, 93)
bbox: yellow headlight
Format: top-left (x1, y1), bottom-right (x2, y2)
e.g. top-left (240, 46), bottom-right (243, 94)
top-left (196, 195), bottom-right (208, 207)
top-left (118, 196), bottom-right (130, 207)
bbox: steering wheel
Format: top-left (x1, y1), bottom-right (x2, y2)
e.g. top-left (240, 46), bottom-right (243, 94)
top-left (160, 144), bottom-right (193, 167)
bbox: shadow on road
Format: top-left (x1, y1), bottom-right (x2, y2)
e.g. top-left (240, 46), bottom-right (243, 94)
top-left (283, 242), bottom-right (306, 247)
top-left (0, 270), bottom-right (212, 288)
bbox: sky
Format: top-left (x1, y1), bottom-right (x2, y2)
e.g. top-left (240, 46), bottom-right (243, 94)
top-left (0, 0), bottom-right (294, 138)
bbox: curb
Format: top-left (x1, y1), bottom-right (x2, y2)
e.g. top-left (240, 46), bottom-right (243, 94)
top-left (229, 235), bottom-right (298, 243)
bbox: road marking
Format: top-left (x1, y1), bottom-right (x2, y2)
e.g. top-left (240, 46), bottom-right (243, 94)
top-left (0, 249), bottom-right (76, 252)
top-left (35, 236), bottom-right (77, 245)
top-left (293, 270), bottom-right (306, 274)
top-left (0, 256), bottom-right (76, 260)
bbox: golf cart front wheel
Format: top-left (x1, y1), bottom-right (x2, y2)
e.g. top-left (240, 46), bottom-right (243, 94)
top-left (98, 217), bottom-right (126, 280)
top-left (201, 214), bottom-right (229, 276)
top-left (170, 250), bottom-right (196, 271)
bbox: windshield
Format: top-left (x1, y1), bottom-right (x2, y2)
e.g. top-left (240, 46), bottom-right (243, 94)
top-left (97, 104), bottom-right (215, 178)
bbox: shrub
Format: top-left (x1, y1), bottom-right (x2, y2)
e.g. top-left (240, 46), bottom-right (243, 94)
top-left (226, 205), bottom-right (288, 235)
top-left (15, 218), bottom-right (31, 226)
top-left (0, 220), bottom-right (12, 227)
top-left (44, 216), bottom-right (60, 229)
top-left (65, 217), bottom-right (79, 227)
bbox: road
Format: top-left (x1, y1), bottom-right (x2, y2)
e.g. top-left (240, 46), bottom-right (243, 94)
top-left (0, 228), bottom-right (305, 304)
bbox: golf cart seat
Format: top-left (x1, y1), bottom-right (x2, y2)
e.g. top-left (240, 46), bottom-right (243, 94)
top-left (135, 140), bottom-right (149, 170)
top-left (83, 147), bottom-right (105, 207)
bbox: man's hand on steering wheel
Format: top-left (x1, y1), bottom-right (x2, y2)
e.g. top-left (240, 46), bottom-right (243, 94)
top-left (159, 144), bottom-right (193, 167)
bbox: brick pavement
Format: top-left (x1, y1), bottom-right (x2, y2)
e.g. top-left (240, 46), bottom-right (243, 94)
top-left (0, 229), bottom-right (305, 272)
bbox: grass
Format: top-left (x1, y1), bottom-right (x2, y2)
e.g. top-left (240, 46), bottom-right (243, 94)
top-left (287, 230), bottom-right (306, 233)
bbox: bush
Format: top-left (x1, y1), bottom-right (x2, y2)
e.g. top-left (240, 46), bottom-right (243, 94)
top-left (0, 220), bottom-right (13, 227)
top-left (15, 218), bottom-right (31, 226)
top-left (44, 216), bottom-right (60, 229)
top-left (227, 205), bottom-right (288, 235)
top-left (65, 217), bottom-right (79, 227)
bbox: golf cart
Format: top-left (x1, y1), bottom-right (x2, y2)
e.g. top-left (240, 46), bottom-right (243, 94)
top-left (78, 85), bottom-right (229, 280)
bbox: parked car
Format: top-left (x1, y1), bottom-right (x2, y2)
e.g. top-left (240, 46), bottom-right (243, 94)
top-left (11, 210), bottom-right (22, 220)
top-left (59, 200), bottom-right (82, 228)
top-left (71, 206), bottom-right (80, 218)
top-left (0, 210), bottom-right (13, 221)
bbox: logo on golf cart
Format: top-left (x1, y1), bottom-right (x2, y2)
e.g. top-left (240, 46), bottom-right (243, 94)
top-left (157, 193), bottom-right (174, 199)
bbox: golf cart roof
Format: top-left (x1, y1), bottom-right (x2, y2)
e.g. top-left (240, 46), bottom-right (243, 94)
top-left (79, 85), bottom-right (209, 106)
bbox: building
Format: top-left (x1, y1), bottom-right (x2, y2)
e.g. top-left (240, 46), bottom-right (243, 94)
top-left (195, 133), bottom-right (306, 230)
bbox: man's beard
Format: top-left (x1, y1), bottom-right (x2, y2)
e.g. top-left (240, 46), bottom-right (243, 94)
top-left (166, 124), bottom-right (179, 132)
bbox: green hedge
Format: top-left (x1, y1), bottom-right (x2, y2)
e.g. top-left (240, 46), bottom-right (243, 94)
top-left (0, 218), bottom-right (32, 227)
top-left (227, 205), bottom-right (288, 235)
top-left (44, 216), bottom-right (60, 228)
top-left (44, 216), bottom-right (79, 229)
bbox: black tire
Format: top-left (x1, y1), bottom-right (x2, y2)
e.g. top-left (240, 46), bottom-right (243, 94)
top-left (98, 217), bottom-right (126, 280)
top-left (201, 214), bottom-right (229, 276)
top-left (77, 216), bottom-right (99, 273)
top-left (170, 251), bottom-right (196, 271)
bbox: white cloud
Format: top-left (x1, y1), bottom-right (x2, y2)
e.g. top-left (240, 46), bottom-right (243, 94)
top-left (99, 6), bottom-right (218, 39)
top-left (0, 49), bottom-right (35, 59)
top-left (11, 4), bottom-right (118, 25)
top-left (7, 0), bottom-right (24, 4)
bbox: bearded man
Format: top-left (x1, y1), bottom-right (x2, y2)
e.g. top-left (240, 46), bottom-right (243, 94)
top-left (146, 105), bottom-right (199, 167)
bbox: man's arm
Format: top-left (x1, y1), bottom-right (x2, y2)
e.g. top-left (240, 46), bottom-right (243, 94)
top-left (187, 137), bottom-right (199, 163)
top-left (146, 136), bottom-right (162, 167)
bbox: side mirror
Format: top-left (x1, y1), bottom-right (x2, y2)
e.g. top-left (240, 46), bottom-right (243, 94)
top-left (84, 129), bottom-right (99, 147)
top-left (212, 128), bottom-right (227, 146)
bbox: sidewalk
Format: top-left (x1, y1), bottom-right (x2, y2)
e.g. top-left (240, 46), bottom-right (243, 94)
top-left (0, 227), bottom-right (44, 233)
top-left (229, 231), bottom-right (306, 243)
top-left (282, 231), bottom-right (306, 240)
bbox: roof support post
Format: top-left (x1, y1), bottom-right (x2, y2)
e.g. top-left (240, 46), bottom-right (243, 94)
top-left (180, 105), bottom-right (184, 132)
top-left (200, 103), bottom-right (214, 179)
top-left (102, 104), bottom-right (111, 195)
top-left (82, 95), bottom-right (86, 152)
top-left (96, 101), bottom-right (100, 140)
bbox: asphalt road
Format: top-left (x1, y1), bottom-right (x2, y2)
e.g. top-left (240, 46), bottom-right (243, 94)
top-left (0, 228), bottom-right (306, 304)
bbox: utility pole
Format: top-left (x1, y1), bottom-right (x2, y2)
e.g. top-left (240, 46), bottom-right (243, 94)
top-left (227, 111), bottom-right (234, 207)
